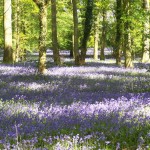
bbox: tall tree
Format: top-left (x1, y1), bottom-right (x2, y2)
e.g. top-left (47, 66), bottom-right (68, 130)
top-left (72, 0), bottom-right (80, 65)
top-left (115, 0), bottom-right (123, 65)
top-left (80, 0), bottom-right (93, 65)
top-left (141, 0), bottom-right (150, 63)
top-left (123, 0), bottom-right (133, 68)
top-left (33, 0), bottom-right (49, 74)
top-left (51, 0), bottom-right (60, 65)
top-left (3, 0), bottom-right (13, 63)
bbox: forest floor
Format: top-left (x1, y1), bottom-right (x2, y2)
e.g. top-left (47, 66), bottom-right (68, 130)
top-left (0, 49), bottom-right (150, 149)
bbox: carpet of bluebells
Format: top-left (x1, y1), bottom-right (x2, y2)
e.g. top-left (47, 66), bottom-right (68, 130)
top-left (0, 54), bottom-right (150, 149)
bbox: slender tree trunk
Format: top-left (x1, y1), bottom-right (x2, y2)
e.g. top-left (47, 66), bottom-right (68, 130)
top-left (142, 0), bottom-right (150, 63)
top-left (70, 34), bottom-right (74, 58)
top-left (100, 9), bottom-right (106, 61)
top-left (115, 0), bottom-right (123, 65)
top-left (14, 0), bottom-right (20, 62)
top-left (72, 0), bottom-right (80, 65)
top-left (94, 12), bottom-right (100, 60)
top-left (80, 0), bottom-right (93, 65)
top-left (51, 0), bottom-right (60, 65)
top-left (21, 19), bottom-right (27, 62)
top-left (123, 0), bottom-right (133, 68)
top-left (3, 0), bottom-right (13, 63)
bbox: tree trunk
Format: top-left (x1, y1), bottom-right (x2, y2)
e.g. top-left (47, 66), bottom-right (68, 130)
top-left (72, 0), bottom-right (80, 65)
top-left (123, 0), bottom-right (133, 68)
top-left (100, 9), bottom-right (106, 61)
top-left (33, 0), bottom-right (50, 73)
top-left (70, 34), bottom-right (74, 58)
top-left (3, 0), bottom-right (13, 63)
top-left (94, 12), bottom-right (100, 60)
top-left (142, 0), bottom-right (150, 63)
top-left (21, 20), bottom-right (27, 62)
top-left (115, 0), bottom-right (123, 65)
top-left (38, 4), bottom-right (47, 74)
top-left (80, 0), bottom-right (93, 65)
top-left (14, 0), bottom-right (20, 62)
top-left (51, 0), bottom-right (60, 65)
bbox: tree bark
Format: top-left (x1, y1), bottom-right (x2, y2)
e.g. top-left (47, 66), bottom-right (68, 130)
top-left (72, 0), bottom-right (80, 65)
top-left (123, 0), bottom-right (133, 68)
top-left (100, 9), bottom-right (106, 61)
top-left (38, 4), bottom-right (47, 73)
top-left (80, 0), bottom-right (93, 65)
top-left (14, 0), bottom-right (20, 62)
top-left (70, 34), bottom-right (74, 58)
top-left (51, 0), bottom-right (60, 65)
top-left (115, 0), bottom-right (123, 65)
top-left (3, 0), bottom-right (13, 63)
top-left (94, 12), bottom-right (100, 60)
top-left (33, 0), bottom-right (49, 74)
top-left (141, 0), bottom-right (150, 63)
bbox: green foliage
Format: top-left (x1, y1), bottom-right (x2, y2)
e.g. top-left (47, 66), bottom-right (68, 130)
top-left (0, 0), bottom-right (149, 60)
top-left (12, 0), bottom-right (39, 53)
top-left (57, 0), bottom-right (73, 50)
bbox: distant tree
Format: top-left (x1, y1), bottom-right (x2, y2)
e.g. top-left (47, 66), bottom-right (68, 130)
top-left (141, 0), bottom-right (149, 63)
top-left (80, 0), bottom-right (94, 65)
top-left (94, 12), bottom-right (100, 60)
top-left (93, 0), bottom-right (114, 61)
top-left (33, 0), bottom-right (49, 74)
top-left (3, 0), bottom-right (13, 63)
top-left (100, 8), bottom-right (106, 61)
top-left (51, 0), bottom-right (60, 65)
top-left (72, 0), bottom-right (80, 65)
top-left (56, 0), bottom-right (73, 51)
